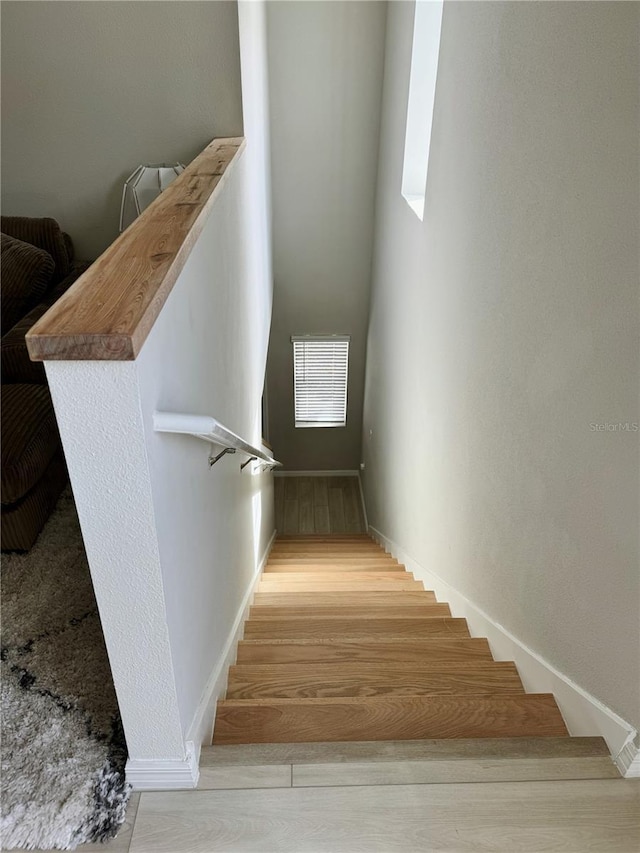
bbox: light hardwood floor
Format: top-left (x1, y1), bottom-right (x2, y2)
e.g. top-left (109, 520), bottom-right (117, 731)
top-left (20, 778), bottom-right (639, 853)
top-left (274, 476), bottom-right (366, 534)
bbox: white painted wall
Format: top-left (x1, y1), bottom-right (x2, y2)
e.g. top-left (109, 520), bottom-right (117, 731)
top-left (265, 0), bottom-right (387, 470)
top-left (43, 3), bottom-right (274, 787)
top-left (1, 0), bottom-right (243, 259)
top-left (362, 0), bottom-right (640, 737)
top-left (135, 146), bottom-right (273, 745)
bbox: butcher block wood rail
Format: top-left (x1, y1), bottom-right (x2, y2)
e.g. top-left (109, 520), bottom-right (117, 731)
top-left (26, 137), bottom-right (244, 362)
top-left (212, 534), bottom-right (576, 746)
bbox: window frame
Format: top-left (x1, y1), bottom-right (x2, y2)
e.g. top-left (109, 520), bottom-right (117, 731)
top-left (401, 0), bottom-right (444, 221)
top-left (291, 335), bottom-right (350, 429)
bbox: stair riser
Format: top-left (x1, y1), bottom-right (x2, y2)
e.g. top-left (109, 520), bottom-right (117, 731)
top-left (226, 664), bottom-right (524, 699)
top-left (265, 563), bottom-right (405, 572)
top-left (213, 695), bottom-right (569, 745)
top-left (243, 617), bottom-right (470, 640)
top-left (259, 572), bottom-right (414, 582)
top-left (236, 638), bottom-right (494, 666)
top-left (249, 604), bottom-right (446, 620)
top-left (257, 581), bottom-right (424, 592)
top-left (269, 557), bottom-right (389, 563)
top-left (271, 544), bottom-right (382, 550)
top-left (253, 592), bottom-right (439, 607)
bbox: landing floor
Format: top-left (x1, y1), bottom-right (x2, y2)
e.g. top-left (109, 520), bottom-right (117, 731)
top-left (17, 777), bottom-right (640, 853)
top-left (274, 475), bottom-right (366, 534)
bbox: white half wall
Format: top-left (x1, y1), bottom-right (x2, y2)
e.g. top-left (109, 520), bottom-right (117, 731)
top-left (362, 0), bottom-right (640, 745)
top-left (44, 1), bottom-right (275, 790)
top-left (46, 142), bottom-right (274, 788)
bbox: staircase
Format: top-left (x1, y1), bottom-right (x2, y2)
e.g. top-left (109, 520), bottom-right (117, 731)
top-left (213, 535), bottom-right (573, 745)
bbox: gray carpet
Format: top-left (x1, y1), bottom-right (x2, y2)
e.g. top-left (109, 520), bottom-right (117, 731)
top-left (1, 488), bottom-right (130, 850)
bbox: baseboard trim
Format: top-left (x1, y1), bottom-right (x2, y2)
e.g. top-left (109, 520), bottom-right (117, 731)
top-left (185, 526), bottom-right (277, 751)
top-left (369, 525), bottom-right (638, 777)
top-left (616, 737), bottom-right (640, 777)
top-left (357, 473), bottom-right (369, 531)
top-left (127, 528), bottom-right (276, 791)
top-left (126, 740), bottom-right (199, 790)
top-left (274, 470), bottom-right (359, 477)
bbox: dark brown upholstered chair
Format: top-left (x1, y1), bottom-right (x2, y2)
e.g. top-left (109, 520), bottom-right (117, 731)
top-left (1, 217), bottom-right (90, 550)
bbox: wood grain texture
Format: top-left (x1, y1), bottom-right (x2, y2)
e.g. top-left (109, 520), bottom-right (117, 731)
top-left (265, 560), bottom-right (403, 570)
top-left (256, 579), bottom-right (424, 592)
top-left (129, 780), bottom-right (640, 853)
top-left (273, 478), bottom-right (366, 535)
top-left (264, 561), bottom-right (405, 572)
top-left (248, 604), bottom-right (444, 621)
top-left (275, 534), bottom-right (371, 541)
top-left (235, 638), bottom-right (494, 665)
top-left (201, 736), bottom-right (612, 766)
top-left (259, 571), bottom-right (414, 582)
top-left (272, 544), bottom-right (386, 555)
top-left (213, 694), bottom-right (569, 744)
top-left (225, 662), bottom-right (524, 699)
top-left (197, 764), bottom-right (291, 790)
top-left (243, 616), bottom-right (470, 640)
top-left (251, 591), bottom-right (448, 608)
top-left (26, 138), bottom-right (244, 361)
top-left (292, 756), bottom-right (621, 787)
top-left (218, 535), bottom-right (573, 753)
top-left (313, 505), bottom-right (331, 534)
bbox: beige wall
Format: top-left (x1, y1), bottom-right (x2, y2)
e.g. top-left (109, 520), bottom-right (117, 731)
top-left (265, 1), bottom-right (386, 470)
top-left (1, 1), bottom-right (243, 259)
top-left (362, 1), bottom-right (640, 730)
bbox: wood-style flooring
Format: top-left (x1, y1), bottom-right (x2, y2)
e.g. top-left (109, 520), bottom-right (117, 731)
top-left (20, 774), bottom-right (640, 853)
top-left (213, 534), bottom-right (570, 745)
top-left (18, 534), bottom-right (639, 853)
top-left (274, 476), bottom-right (365, 534)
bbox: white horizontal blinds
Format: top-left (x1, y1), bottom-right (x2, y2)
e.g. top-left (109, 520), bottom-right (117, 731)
top-left (292, 336), bottom-right (350, 427)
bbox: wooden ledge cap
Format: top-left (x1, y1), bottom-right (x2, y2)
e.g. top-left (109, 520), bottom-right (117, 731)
top-left (26, 137), bottom-right (245, 362)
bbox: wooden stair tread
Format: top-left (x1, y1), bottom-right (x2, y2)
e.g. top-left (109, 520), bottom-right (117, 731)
top-left (271, 541), bottom-right (382, 548)
top-left (213, 694), bottom-right (569, 744)
top-left (259, 571), bottom-right (414, 581)
top-left (243, 616), bottom-right (470, 640)
top-left (212, 536), bottom-right (583, 755)
top-left (202, 735), bottom-right (610, 764)
top-left (236, 637), bottom-right (494, 665)
top-left (249, 604), bottom-right (446, 620)
top-left (257, 580), bottom-right (424, 592)
top-left (253, 591), bottom-right (439, 607)
top-left (267, 557), bottom-right (398, 565)
top-left (275, 535), bottom-right (372, 542)
top-left (226, 662), bottom-right (524, 699)
top-left (265, 562), bottom-right (405, 572)
top-left (270, 552), bottom-right (386, 558)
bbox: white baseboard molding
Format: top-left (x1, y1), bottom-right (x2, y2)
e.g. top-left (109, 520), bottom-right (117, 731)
top-left (126, 740), bottom-right (199, 791)
top-left (357, 473), bottom-right (369, 531)
top-left (616, 737), bottom-right (640, 778)
top-left (127, 528), bottom-right (276, 791)
top-left (185, 526), bottom-right (277, 750)
top-left (369, 525), bottom-right (638, 778)
top-left (274, 470), bottom-right (359, 477)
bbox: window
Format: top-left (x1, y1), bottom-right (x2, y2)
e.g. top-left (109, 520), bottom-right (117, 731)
top-left (401, 0), bottom-right (444, 221)
top-left (292, 336), bottom-right (350, 428)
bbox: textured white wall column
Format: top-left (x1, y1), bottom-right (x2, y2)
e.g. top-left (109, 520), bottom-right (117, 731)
top-left (45, 360), bottom-right (186, 766)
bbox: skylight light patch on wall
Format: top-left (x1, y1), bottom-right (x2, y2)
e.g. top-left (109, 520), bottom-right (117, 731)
top-left (401, 0), bottom-right (444, 221)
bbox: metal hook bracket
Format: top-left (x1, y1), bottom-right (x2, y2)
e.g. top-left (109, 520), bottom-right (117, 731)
top-left (208, 447), bottom-right (236, 468)
top-left (240, 456), bottom-right (258, 471)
